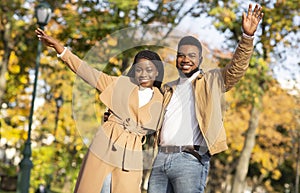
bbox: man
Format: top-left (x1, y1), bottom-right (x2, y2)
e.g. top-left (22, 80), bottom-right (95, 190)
top-left (148, 4), bottom-right (263, 193)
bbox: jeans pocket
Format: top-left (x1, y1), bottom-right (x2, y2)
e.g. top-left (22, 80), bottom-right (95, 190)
top-left (181, 152), bottom-right (200, 163)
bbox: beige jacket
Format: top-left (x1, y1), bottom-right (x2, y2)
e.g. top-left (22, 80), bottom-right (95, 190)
top-left (60, 50), bottom-right (163, 170)
top-left (157, 36), bottom-right (254, 155)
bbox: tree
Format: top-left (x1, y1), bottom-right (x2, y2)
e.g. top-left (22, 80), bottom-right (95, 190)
top-left (0, 0), bottom-right (40, 187)
top-left (0, 1), bottom-right (202, 191)
top-left (190, 0), bottom-right (299, 192)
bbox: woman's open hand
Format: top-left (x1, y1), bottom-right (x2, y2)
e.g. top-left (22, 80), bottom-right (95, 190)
top-left (35, 28), bottom-right (64, 54)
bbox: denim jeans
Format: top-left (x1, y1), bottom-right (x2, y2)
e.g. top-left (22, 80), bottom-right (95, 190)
top-left (148, 151), bottom-right (210, 193)
top-left (100, 173), bottom-right (111, 193)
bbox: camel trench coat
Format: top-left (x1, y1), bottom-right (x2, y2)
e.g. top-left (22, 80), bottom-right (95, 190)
top-left (60, 49), bottom-right (163, 171)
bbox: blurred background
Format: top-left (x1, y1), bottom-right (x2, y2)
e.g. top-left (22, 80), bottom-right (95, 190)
top-left (0, 0), bottom-right (299, 192)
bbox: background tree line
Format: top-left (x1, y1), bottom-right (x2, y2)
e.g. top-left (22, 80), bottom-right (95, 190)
top-left (0, 0), bottom-right (299, 192)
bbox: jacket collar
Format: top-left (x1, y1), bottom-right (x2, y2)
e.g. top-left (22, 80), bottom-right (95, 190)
top-left (165, 69), bottom-right (205, 90)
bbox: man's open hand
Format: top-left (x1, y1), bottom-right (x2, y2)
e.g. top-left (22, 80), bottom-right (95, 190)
top-left (242, 4), bottom-right (264, 36)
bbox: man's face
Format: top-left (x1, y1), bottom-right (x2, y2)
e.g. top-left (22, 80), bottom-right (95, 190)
top-left (176, 45), bottom-right (201, 76)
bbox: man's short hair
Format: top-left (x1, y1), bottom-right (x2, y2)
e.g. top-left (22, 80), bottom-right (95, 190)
top-left (177, 36), bottom-right (202, 54)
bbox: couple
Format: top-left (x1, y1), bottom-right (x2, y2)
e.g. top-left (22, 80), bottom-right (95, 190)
top-left (36, 4), bottom-right (263, 193)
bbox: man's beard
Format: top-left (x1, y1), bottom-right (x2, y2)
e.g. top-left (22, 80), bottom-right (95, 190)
top-left (178, 67), bottom-right (199, 78)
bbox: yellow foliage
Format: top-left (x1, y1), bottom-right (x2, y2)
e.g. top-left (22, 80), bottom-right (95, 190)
top-left (267, 18), bottom-right (272, 24)
top-left (251, 145), bottom-right (261, 156)
top-left (264, 180), bottom-right (273, 192)
top-left (75, 144), bottom-right (82, 151)
top-left (224, 16), bottom-right (231, 23)
top-left (21, 130), bottom-right (28, 140)
top-left (225, 82), bottom-right (297, 186)
top-left (2, 125), bottom-right (26, 144)
top-left (275, 32), bottom-right (282, 41)
top-left (230, 139), bottom-right (244, 151)
top-left (224, 92), bottom-right (250, 151)
top-left (260, 168), bottom-right (268, 176)
top-left (254, 97), bottom-right (259, 104)
top-left (53, 92), bottom-right (61, 99)
top-left (65, 3), bottom-right (74, 10)
top-left (8, 51), bottom-right (20, 74)
top-left (15, 20), bottom-right (25, 27)
top-left (114, 67), bottom-right (122, 76)
top-left (261, 155), bottom-right (274, 170)
top-left (257, 57), bottom-right (267, 67)
top-left (71, 33), bottom-right (82, 39)
top-left (107, 36), bottom-right (118, 46)
top-left (230, 102), bottom-right (236, 108)
top-left (109, 57), bottom-right (119, 65)
top-left (19, 75), bottom-right (28, 84)
top-left (272, 169), bottom-right (281, 180)
top-left (40, 56), bottom-right (50, 64)
top-left (227, 155), bottom-right (233, 162)
top-left (53, 8), bottom-right (61, 16)
top-left (8, 64), bottom-right (20, 74)
top-left (10, 115), bottom-right (21, 125)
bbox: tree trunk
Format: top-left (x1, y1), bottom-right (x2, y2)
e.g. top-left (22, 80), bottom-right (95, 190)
top-left (0, 57), bottom-right (8, 105)
top-left (231, 104), bottom-right (261, 193)
top-left (0, 21), bottom-right (12, 106)
top-left (295, 132), bottom-right (300, 193)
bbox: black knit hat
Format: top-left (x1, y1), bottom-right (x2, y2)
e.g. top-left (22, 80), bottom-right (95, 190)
top-left (127, 50), bottom-right (164, 88)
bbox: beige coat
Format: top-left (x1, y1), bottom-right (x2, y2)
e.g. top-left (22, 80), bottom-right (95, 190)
top-left (157, 36), bottom-right (254, 155)
top-left (60, 50), bottom-right (163, 171)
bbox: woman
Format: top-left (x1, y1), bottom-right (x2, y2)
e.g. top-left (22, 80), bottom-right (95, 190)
top-left (35, 28), bottom-right (164, 193)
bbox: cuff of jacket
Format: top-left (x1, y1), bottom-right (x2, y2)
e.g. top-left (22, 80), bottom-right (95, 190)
top-left (242, 33), bottom-right (254, 39)
top-left (57, 47), bottom-right (68, 58)
top-left (240, 34), bottom-right (254, 48)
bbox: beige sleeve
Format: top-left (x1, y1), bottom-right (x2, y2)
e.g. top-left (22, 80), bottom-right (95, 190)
top-left (60, 49), bottom-right (116, 92)
top-left (223, 36), bottom-right (254, 91)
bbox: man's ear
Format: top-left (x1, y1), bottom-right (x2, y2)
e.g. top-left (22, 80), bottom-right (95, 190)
top-left (199, 56), bottom-right (203, 66)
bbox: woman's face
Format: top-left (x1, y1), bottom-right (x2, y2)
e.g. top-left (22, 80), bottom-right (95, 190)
top-left (134, 58), bottom-right (159, 88)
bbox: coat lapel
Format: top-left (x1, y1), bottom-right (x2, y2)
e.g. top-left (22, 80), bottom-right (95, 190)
top-left (99, 76), bottom-right (138, 121)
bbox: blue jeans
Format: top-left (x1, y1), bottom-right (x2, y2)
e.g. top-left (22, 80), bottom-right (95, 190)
top-left (100, 173), bottom-right (111, 193)
top-left (148, 151), bottom-right (210, 193)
